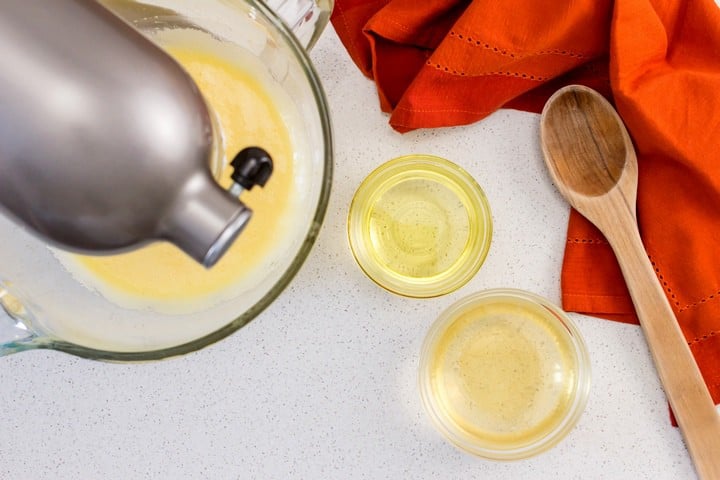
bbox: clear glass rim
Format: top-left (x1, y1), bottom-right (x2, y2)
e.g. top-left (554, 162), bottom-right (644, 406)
top-left (18, 0), bottom-right (334, 362)
top-left (418, 288), bottom-right (592, 460)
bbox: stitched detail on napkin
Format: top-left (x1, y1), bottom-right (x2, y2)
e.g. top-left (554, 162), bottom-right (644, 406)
top-left (688, 330), bottom-right (720, 345)
top-left (679, 290), bottom-right (720, 314)
top-left (392, 104), bottom-right (493, 115)
top-left (563, 293), bottom-right (631, 300)
top-left (333, 0), bottom-right (387, 70)
top-left (333, 3), bottom-right (360, 63)
top-left (381, 17), bottom-right (412, 33)
top-left (647, 257), bottom-right (720, 314)
top-left (648, 256), bottom-right (720, 316)
top-left (567, 237), bottom-right (610, 245)
top-left (650, 258), bottom-right (681, 309)
top-left (426, 60), bottom-right (548, 80)
top-left (447, 31), bottom-right (594, 60)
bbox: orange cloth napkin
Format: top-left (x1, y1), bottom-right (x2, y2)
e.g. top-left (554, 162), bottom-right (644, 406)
top-left (332, 0), bottom-right (720, 411)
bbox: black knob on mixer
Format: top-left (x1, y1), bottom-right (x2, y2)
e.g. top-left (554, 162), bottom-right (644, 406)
top-left (230, 147), bottom-right (274, 191)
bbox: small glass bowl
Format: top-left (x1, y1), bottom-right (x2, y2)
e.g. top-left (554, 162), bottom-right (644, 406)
top-left (418, 289), bottom-right (591, 460)
top-left (347, 155), bottom-right (492, 298)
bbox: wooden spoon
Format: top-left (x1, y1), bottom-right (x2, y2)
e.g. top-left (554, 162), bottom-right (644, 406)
top-left (540, 85), bottom-right (720, 480)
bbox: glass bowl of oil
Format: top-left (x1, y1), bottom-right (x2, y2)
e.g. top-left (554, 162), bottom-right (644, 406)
top-left (418, 289), bottom-right (591, 460)
top-left (347, 155), bottom-right (492, 298)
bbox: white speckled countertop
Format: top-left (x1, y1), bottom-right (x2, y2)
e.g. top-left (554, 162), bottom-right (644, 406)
top-left (0, 27), bottom-right (699, 479)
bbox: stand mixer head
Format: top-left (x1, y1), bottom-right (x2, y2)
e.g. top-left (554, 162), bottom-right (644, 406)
top-left (0, 0), bottom-right (273, 267)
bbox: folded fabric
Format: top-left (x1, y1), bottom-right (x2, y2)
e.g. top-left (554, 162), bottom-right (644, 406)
top-left (331, 0), bottom-right (720, 414)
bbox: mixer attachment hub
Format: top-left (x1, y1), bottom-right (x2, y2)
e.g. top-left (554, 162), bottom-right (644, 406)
top-left (228, 147), bottom-right (274, 197)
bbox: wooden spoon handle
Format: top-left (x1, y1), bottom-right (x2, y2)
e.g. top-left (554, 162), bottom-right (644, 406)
top-left (605, 213), bottom-right (720, 480)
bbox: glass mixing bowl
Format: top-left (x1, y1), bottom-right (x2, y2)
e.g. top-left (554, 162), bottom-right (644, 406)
top-left (0, 0), bottom-right (332, 360)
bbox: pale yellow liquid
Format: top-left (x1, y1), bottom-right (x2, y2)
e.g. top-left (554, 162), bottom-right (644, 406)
top-left (349, 157), bottom-right (492, 297)
top-left (62, 43), bottom-right (295, 310)
top-left (368, 176), bottom-right (471, 279)
top-left (428, 299), bottom-right (577, 448)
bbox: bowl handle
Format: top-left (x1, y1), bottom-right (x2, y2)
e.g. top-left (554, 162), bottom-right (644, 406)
top-left (0, 286), bottom-right (44, 355)
top-left (265, 0), bottom-right (334, 51)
